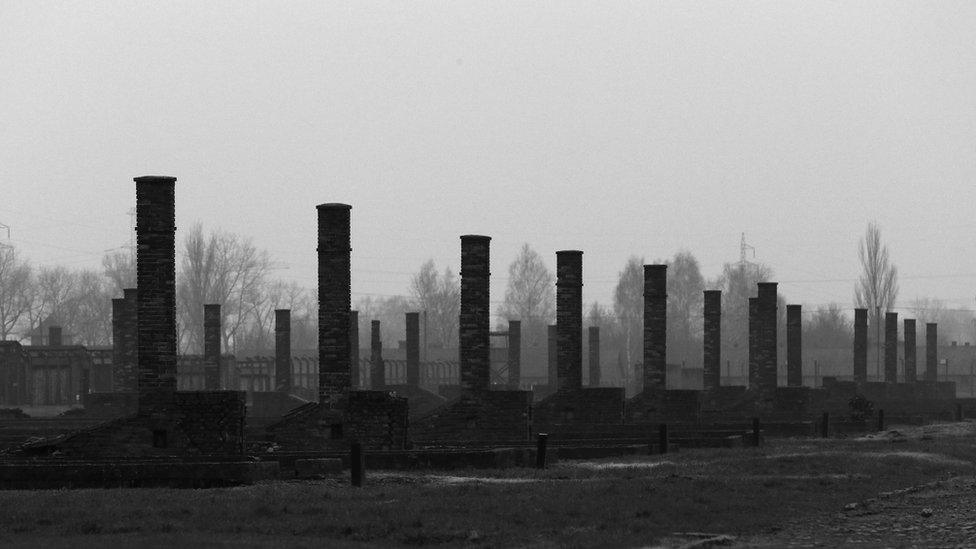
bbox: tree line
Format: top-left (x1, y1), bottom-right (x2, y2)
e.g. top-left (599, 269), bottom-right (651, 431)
top-left (0, 222), bottom-right (969, 372)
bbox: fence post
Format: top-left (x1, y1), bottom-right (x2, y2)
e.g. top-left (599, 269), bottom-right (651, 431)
top-left (536, 433), bottom-right (548, 469)
top-left (350, 442), bottom-right (364, 487)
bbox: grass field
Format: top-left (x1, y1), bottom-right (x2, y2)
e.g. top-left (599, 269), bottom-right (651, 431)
top-left (0, 423), bottom-right (974, 548)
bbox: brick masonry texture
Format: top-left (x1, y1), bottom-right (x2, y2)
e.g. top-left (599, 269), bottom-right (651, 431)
top-left (535, 387), bottom-right (625, 424)
top-left (411, 391), bottom-right (533, 446)
top-left (370, 320), bottom-right (384, 389)
top-left (643, 264), bottom-right (667, 393)
top-left (854, 308), bottom-right (868, 383)
top-left (275, 309), bottom-right (291, 392)
top-left (349, 310), bottom-right (359, 389)
top-left (885, 311), bottom-right (898, 383)
top-left (757, 282), bottom-right (777, 397)
top-left (926, 323), bottom-right (938, 382)
top-left (787, 304), bottom-right (802, 387)
top-left (21, 391), bottom-right (247, 457)
top-left (508, 320), bottom-right (521, 388)
top-left (703, 290), bottom-right (721, 391)
top-left (135, 176), bottom-right (178, 409)
top-left (588, 326), bottom-right (600, 388)
top-left (556, 250), bottom-right (583, 393)
top-left (904, 319), bottom-right (917, 383)
top-left (459, 235), bottom-right (491, 394)
top-left (266, 391), bottom-right (409, 451)
top-left (405, 312), bottom-right (420, 387)
top-left (317, 203), bottom-right (352, 407)
top-left (204, 303), bottom-right (221, 390)
top-left (748, 297), bottom-right (758, 390)
top-left (547, 324), bottom-right (557, 389)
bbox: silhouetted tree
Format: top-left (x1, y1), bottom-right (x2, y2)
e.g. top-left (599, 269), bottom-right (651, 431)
top-left (613, 256), bottom-right (644, 375)
top-left (854, 221), bottom-right (898, 329)
top-left (409, 259), bottom-right (459, 348)
top-left (497, 243), bottom-right (555, 350)
top-left (0, 246), bottom-right (34, 340)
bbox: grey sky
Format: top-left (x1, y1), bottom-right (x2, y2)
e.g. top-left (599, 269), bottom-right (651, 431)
top-left (2, 2), bottom-right (975, 323)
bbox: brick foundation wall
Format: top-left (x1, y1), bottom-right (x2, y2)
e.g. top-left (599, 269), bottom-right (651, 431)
top-left (349, 310), bottom-right (360, 389)
top-left (411, 391), bottom-right (532, 446)
top-left (266, 391), bottom-right (409, 451)
top-left (535, 387), bottom-right (624, 424)
top-left (24, 391), bottom-right (246, 457)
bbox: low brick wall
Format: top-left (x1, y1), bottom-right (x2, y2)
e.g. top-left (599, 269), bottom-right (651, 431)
top-left (18, 391), bottom-right (246, 458)
top-left (0, 459), bottom-right (277, 489)
top-left (411, 391), bottom-right (532, 446)
top-left (81, 392), bottom-right (139, 417)
top-left (266, 391), bottom-right (409, 451)
top-left (383, 384), bottom-right (448, 419)
top-left (249, 392), bottom-right (308, 418)
top-left (626, 390), bottom-right (702, 423)
top-left (534, 388), bottom-right (625, 425)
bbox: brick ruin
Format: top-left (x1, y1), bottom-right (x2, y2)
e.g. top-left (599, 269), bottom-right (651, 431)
top-left (885, 311), bottom-right (898, 383)
top-left (18, 176), bottom-right (247, 459)
top-left (536, 251), bottom-right (624, 425)
top-left (854, 308), bottom-right (868, 383)
top-left (702, 290), bottom-right (721, 392)
top-left (786, 304), bottom-right (802, 387)
top-left (203, 303), bottom-right (221, 390)
top-left (274, 309), bottom-right (291, 392)
top-left (588, 326), bottom-right (600, 388)
top-left (369, 320), bottom-right (384, 389)
top-left (508, 320), bottom-right (521, 389)
top-left (411, 236), bottom-right (532, 445)
top-left (265, 204), bottom-right (408, 451)
top-left (904, 318), bottom-right (917, 383)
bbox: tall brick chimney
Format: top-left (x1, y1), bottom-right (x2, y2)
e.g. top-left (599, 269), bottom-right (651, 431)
top-left (203, 303), bottom-right (221, 390)
top-left (756, 282), bottom-right (778, 394)
top-left (643, 264), bottom-right (667, 393)
top-left (925, 323), bottom-right (938, 382)
top-left (112, 297), bottom-right (125, 390)
top-left (405, 312), bottom-right (420, 387)
top-left (904, 318), bottom-right (917, 383)
top-left (459, 235), bottom-right (491, 394)
top-left (370, 320), bottom-right (384, 389)
top-left (588, 326), bottom-right (600, 388)
top-left (547, 324), bottom-right (557, 389)
top-left (786, 304), bottom-right (802, 387)
top-left (350, 310), bottom-right (359, 389)
top-left (748, 297), bottom-right (759, 390)
top-left (134, 175), bottom-right (178, 411)
top-left (556, 250), bottom-right (583, 393)
top-left (275, 309), bottom-right (291, 392)
top-left (508, 320), bottom-right (521, 389)
top-left (702, 290), bottom-right (721, 391)
top-left (884, 311), bottom-right (898, 383)
top-left (854, 308), bottom-right (867, 383)
top-left (48, 326), bottom-right (62, 347)
top-left (317, 203), bottom-right (352, 407)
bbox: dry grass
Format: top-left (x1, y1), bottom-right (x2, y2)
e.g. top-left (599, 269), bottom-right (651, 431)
top-left (0, 423), bottom-right (974, 548)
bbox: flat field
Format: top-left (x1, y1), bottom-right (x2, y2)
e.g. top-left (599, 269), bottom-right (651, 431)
top-left (1, 423), bottom-right (975, 548)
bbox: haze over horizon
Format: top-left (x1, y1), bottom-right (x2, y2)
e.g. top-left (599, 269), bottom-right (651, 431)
top-left (2, 2), bottom-right (975, 324)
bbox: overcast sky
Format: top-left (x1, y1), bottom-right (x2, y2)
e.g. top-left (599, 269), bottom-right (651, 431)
top-left (2, 2), bottom-right (975, 323)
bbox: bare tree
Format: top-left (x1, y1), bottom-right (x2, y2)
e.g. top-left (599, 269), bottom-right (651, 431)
top-left (0, 246), bottom-right (34, 340)
top-left (713, 261), bottom-right (777, 370)
top-left (854, 221), bottom-right (898, 328)
top-left (101, 248), bottom-right (135, 293)
top-left (666, 250), bottom-right (705, 363)
top-left (803, 303), bottom-right (852, 349)
top-left (497, 243), bottom-right (555, 348)
top-left (177, 223), bottom-right (273, 354)
top-left (409, 259), bottom-right (459, 348)
top-left (613, 256), bottom-right (644, 374)
top-left (69, 269), bottom-right (113, 346)
top-left (30, 265), bottom-right (79, 339)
